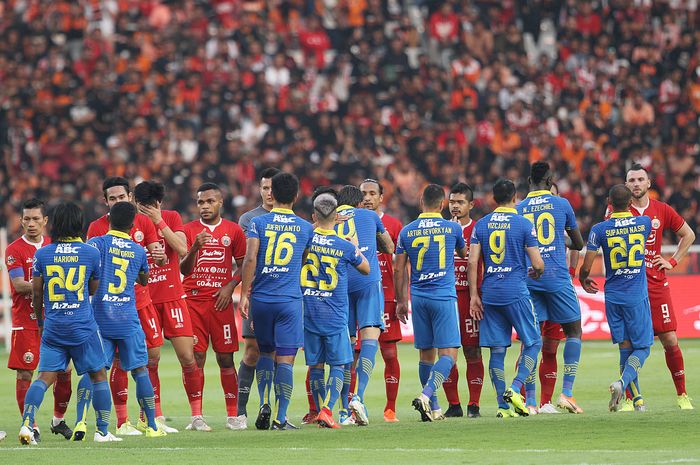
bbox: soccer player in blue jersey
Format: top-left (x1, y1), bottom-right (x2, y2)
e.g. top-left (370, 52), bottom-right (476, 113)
top-left (20, 202), bottom-right (117, 444)
top-left (395, 184), bottom-right (467, 422)
top-left (86, 202), bottom-right (165, 438)
top-left (469, 179), bottom-right (544, 418)
top-left (239, 172), bottom-right (314, 430)
top-left (334, 185), bottom-right (394, 426)
top-left (516, 162), bottom-right (585, 414)
top-left (579, 185), bottom-right (653, 412)
top-left (302, 193), bottom-right (371, 429)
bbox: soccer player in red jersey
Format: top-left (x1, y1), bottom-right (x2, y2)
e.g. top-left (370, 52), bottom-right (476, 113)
top-left (360, 179), bottom-right (404, 422)
top-left (5, 199), bottom-right (73, 440)
top-left (181, 183), bottom-right (247, 430)
top-left (133, 181), bottom-right (201, 432)
top-left (441, 182), bottom-right (484, 418)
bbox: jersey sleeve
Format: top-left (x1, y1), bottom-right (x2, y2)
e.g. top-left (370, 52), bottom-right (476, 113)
top-left (345, 240), bottom-right (364, 268)
top-left (663, 203), bottom-right (685, 232)
top-left (248, 217), bottom-right (261, 240)
top-left (86, 221), bottom-right (98, 239)
top-left (563, 198), bottom-right (578, 230)
top-left (373, 212), bottom-right (386, 234)
top-left (524, 219), bottom-right (538, 248)
top-left (454, 223), bottom-right (466, 250)
top-left (168, 211), bottom-right (185, 233)
top-left (142, 218), bottom-right (159, 246)
top-left (470, 223), bottom-right (481, 245)
top-left (32, 251), bottom-right (43, 277)
top-left (89, 247), bottom-right (102, 280)
top-left (238, 212), bottom-right (251, 236)
top-left (5, 244), bottom-right (23, 276)
top-left (305, 222), bottom-right (314, 249)
top-left (232, 223), bottom-right (247, 260)
top-left (586, 224), bottom-right (602, 251)
top-left (395, 229), bottom-right (406, 254)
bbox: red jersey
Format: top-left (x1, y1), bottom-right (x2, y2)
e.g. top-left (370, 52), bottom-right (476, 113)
top-left (182, 218), bottom-right (246, 299)
top-left (378, 212), bottom-right (402, 302)
top-left (5, 235), bottom-right (50, 329)
top-left (454, 219), bottom-right (482, 291)
top-left (87, 212), bottom-right (159, 308)
top-left (147, 210), bottom-right (186, 304)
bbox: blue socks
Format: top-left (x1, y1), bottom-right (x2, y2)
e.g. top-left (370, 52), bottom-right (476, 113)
top-left (22, 379), bottom-right (48, 426)
top-left (562, 337), bottom-right (581, 397)
top-left (525, 375), bottom-right (537, 408)
top-left (309, 367), bottom-right (326, 412)
top-left (341, 363), bottom-right (352, 411)
top-left (133, 369), bottom-right (157, 430)
top-left (512, 342), bottom-right (541, 392)
top-left (620, 347), bottom-right (650, 390)
top-left (274, 363), bottom-right (294, 423)
top-left (422, 355), bottom-right (455, 401)
top-left (75, 374), bottom-right (93, 424)
top-left (324, 366), bottom-right (344, 411)
top-left (92, 380), bottom-right (112, 435)
top-left (256, 354), bottom-right (274, 406)
top-left (418, 360), bottom-right (439, 409)
top-left (489, 347), bottom-right (508, 409)
top-left (356, 339), bottom-right (378, 401)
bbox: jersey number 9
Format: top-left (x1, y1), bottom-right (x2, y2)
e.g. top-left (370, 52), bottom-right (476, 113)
top-left (607, 233), bottom-right (645, 269)
top-left (489, 230), bottom-right (506, 264)
top-left (46, 265), bottom-right (87, 302)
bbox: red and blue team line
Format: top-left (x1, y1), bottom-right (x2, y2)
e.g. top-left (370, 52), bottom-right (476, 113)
top-left (5, 160), bottom-right (695, 444)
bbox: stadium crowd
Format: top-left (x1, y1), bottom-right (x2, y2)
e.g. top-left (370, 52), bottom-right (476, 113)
top-left (1, 0), bottom-right (699, 243)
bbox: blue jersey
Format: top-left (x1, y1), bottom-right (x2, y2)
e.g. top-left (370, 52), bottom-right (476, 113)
top-left (249, 208), bottom-right (314, 303)
top-left (516, 191), bottom-right (578, 292)
top-left (302, 229), bottom-right (363, 334)
top-left (88, 231), bottom-right (149, 339)
top-left (32, 239), bottom-right (101, 345)
top-left (334, 206), bottom-right (385, 292)
top-left (472, 207), bottom-right (539, 306)
top-left (396, 213), bottom-right (465, 299)
top-left (586, 212), bottom-right (651, 305)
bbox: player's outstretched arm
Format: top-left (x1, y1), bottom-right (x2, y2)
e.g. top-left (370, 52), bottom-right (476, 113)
top-left (376, 230), bottom-right (395, 254)
top-left (394, 253), bottom-right (409, 323)
top-left (578, 250), bottom-right (599, 294)
top-left (525, 246), bottom-right (544, 278)
top-left (238, 237), bottom-right (260, 319)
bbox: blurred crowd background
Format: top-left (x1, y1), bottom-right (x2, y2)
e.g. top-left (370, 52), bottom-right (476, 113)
top-left (1, 0), bottom-right (699, 244)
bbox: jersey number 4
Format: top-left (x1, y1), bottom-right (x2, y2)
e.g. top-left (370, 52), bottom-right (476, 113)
top-left (46, 265), bottom-right (87, 302)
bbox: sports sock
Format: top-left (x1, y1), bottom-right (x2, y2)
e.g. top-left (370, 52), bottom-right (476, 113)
top-left (220, 367), bottom-right (238, 417)
top-left (466, 357), bottom-right (484, 406)
top-left (92, 380), bottom-right (112, 436)
top-left (664, 344), bottom-right (686, 395)
top-left (418, 360), bottom-right (438, 408)
top-left (132, 370), bottom-right (157, 430)
top-left (620, 348), bottom-right (650, 390)
top-left (423, 355), bottom-right (455, 401)
top-left (182, 361), bottom-right (203, 416)
top-left (273, 363), bottom-right (294, 423)
top-left (488, 347), bottom-right (508, 409)
top-left (512, 342), bottom-right (541, 392)
top-left (525, 370), bottom-right (537, 408)
top-left (237, 361), bottom-right (256, 416)
top-left (75, 374), bottom-right (93, 424)
top-left (22, 379), bottom-right (48, 427)
top-left (309, 367), bottom-right (325, 412)
top-left (380, 342), bottom-right (400, 412)
top-left (619, 348), bottom-right (641, 401)
top-left (53, 371), bottom-right (71, 419)
top-left (356, 339), bottom-right (378, 401)
top-left (305, 369), bottom-right (316, 412)
top-left (349, 361), bottom-right (357, 401)
top-left (341, 363), bottom-right (352, 410)
top-left (256, 354), bottom-right (274, 406)
top-left (323, 366), bottom-right (344, 411)
top-left (147, 358), bottom-right (162, 418)
top-left (16, 378), bottom-right (31, 415)
top-left (109, 359), bottom-right (129, 426)
top-left (539, 339), bottom-right (559, 405)
top-left (442, 364), bottom-right (460, 405)
top-left (562, 337), bottom-right (581, 397)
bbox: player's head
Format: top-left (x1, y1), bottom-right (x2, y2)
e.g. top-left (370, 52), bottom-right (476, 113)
top-left (360, 178), bottom-right (384, 212)
top-left (109, 202), bottom-right (136, 233)
top-left (529, 161), bottom-right (552, 189)
top-left (493, 179), bottom-right (516, 206)
top-left (311, 185), bottom-right (338, 204)
top-left (313, 193), bottom-right (338, 227)
top-left (625, 163), bottom-right (651, 200)
top-left (133, 180), bottom-right (165, 207)
top-left (271, 172), bottom-right (299, 206)
top-left (20, 198), bottom-right (48, 240)
top-left (51, 202), bottom-right (84, 242)
top-left (102, 176), bottom-right (131, 207)
top-left (449, 182), bottom-right (474, 221)
top-left (609, 184), bottom-right (633, 212)
top-left (337, 185), bottom-right (364, 208)
top-left (421, 184), bottom-right (445, 212)
top-left (260, 167), bottom-right (281, 209)
top-left (196, 182), bottom-right (223, 223)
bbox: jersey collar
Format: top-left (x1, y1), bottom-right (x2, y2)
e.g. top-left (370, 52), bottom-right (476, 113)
top-left (199, 218), bottom-right (222, 231)
top-left (271, 208), bottom-right (294, 214)
top-left (108, 230), bottom-right (132, 239)
top-left (418, 213), bottom-right (442, 218)
top-left (494, 207), bottom-right (517, 213)
top-left (337, 205), bottom-right (354, 211)
top-left (526, 190), bottom-right (551, 198)
top-left (22, 235), bottom-right (44, 249)
top-left (314, 228), bottom-right (337, 236)
top-left (610, 212), bottom-right (633, 218)
top-left (58, 237), bottom-right (83, 242)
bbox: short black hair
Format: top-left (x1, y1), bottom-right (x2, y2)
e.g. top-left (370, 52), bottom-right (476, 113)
top-left (260, 167), bottom-right (281, 180)
top-left (109, 202), bottom-right (137, 231)
top-left (337, 185), bottom-right (364, 207)
top-left (609, 184), bottom-right (632, 211)
top-left (197, 182), bottom-right (222, 194)
top-left (22, 198), bottom-right (46, 216)
top-left (360, 178), bottom-right (384, 195)
top-left (493, 179), bottom-right (516, 205)
top-left (311, 186), bottom-right (338, 204)
top-left (134, 181), bottom-right (165, 206)
top-left (271, 172), bottom-right (299, 204)
top-left (626, 162), bottom-right (648, 176)
top-left (51, 202), bottom-right (84, 241)
top-left (422, 184), bottom-right (445, 209)
top-left (449, 182), bottom-right (474, 201)
top-left (102, 177), bottom-right (130, 198)
top-left (530, 161), bottom-right (551, 186)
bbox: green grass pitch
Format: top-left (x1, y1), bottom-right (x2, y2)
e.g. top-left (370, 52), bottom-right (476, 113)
top-left (0, 341), bottom-right (698, 464)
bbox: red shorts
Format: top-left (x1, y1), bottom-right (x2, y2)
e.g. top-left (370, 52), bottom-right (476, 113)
top-left (154, 299), bottom-right (194, 339)
top-left (8, 329), bottom-right (40, 370)
top-left (649, 283), bottom-right (677, 335)
top-left (137, 302), bottom-right (164, 349)
top-left (379, 302), bottom-right (402, 343)
top-left (542, 321), bottom-right (565, 341)
top-left (457, 290), bottom-right (479, 348)
top-left (187, 298), bottom-right (239, 353)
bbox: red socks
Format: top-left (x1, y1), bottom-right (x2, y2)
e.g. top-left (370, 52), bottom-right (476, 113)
top-left (466, 358), bottom-right (484, 406)
top-left (53, 372), bottom-right (72, 418)
top-left (380, 342), bottom-right (400, 411)
top-left (147, 359), bottom-right (162, 418)
top-left (182, 362), bottom-right (204, 417)
top-left (349, 363), bottom-right (357, 401)
top-left (305, 369), bottom-right (317, 412)
top-left (539, 339), bottom-right (559, 405)
top-left (220, 367), bottom-right (238, 417)
top-left (443, 364), bottom-right (461, 405)
top-left (16, 378), bottom-right (31, 415)
top-left (665, 344), bottom-right (687, 395)
top-left (110, 359), bottom-right (129, 427)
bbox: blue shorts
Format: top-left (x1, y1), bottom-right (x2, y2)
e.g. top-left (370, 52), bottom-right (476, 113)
top-left (38, 331), bottom-right (107, 375)
top-left (102, 329), bottom-right (148, 372)
top-left (304, 329), bottom-right (354, 366)
top-left (348, 281), bottom-right (385, 335)
top-left (411, 295), bottom-right (461, 350)
top-left (530, 280), bottom-right (581, 324)
top-left (480, 297), bottom-right (541, 348)
top-left (251, 296), bottom-right (303, 353)
top-left (606, 298), bottom-right (653, 349)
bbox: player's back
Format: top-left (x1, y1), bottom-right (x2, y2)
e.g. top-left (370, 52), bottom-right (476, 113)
top-left (335, 206), bottom-right (384, 292)
top-left (89, 231), bottom-right (148, 338)
top-left (397, 213), bottom-right (463, 299)
top-left (517, 191), bottom-right (577, 291)
top-left (249, 208), bottom-right (313, 302)
top-left (473, 207), bottom-right (537, 306)
top-left (33, 240), bottom-right (101, 345)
